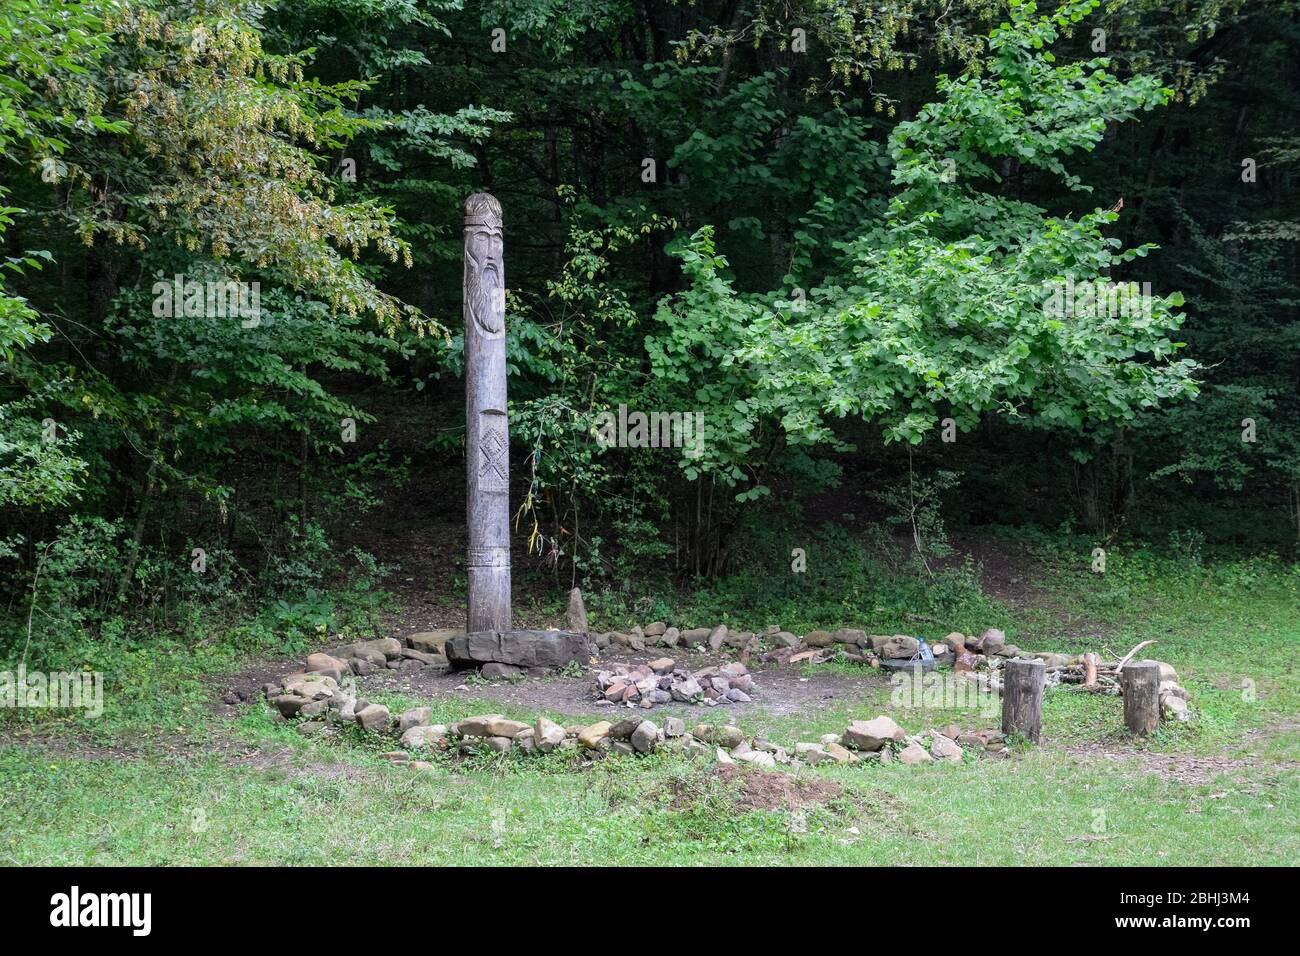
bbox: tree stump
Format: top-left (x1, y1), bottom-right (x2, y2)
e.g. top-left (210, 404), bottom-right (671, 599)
top-left (1121, 660), bottom-right (1161, 735)
top-left (1002, 658), bottom-right (1045, 743)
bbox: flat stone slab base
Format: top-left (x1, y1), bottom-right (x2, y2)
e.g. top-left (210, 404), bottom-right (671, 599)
top-left (446, 629), bottom-right (591, 670)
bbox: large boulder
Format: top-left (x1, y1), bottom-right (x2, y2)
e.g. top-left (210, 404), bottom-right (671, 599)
top-left (445, 629), bottom-right (591, 670)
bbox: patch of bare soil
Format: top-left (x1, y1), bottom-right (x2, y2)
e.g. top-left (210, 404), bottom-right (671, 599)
top-left (672, 764), bottom-right (844, 813)
top-left (1055, 720), bottom-right (1300, 786)
top-left (236, 640), bottom-right (892, 720)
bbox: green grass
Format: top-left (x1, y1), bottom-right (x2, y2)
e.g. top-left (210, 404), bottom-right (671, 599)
top-left (1, 537), bottom-right (1296, 865)
top-left (2, 738), bottom-right (1292, 866)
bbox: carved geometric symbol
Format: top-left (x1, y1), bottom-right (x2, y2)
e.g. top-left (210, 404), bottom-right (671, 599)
top-left (479, 420), bottom-right (508, 483)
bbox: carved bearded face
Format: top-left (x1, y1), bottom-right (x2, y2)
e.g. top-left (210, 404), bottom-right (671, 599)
top-left (465, 226), bottom-right (505, 338)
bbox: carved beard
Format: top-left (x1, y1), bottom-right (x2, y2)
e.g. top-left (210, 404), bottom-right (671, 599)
top-left (467, 256), bottom-right (504, 338)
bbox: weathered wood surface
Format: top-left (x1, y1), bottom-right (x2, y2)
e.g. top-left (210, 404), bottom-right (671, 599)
top-left (464, 193), bottom-right (511, 632)
top-left (1002, 657), bottom-right (1046, 743)
top-left (1121, 660), bottom-right (1161, 735)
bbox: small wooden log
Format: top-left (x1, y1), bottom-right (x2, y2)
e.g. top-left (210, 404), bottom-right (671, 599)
top-left (1002, 658), bottom-right (1046, 743)
top-left (1082, 651), bottom-right (1099, 688)
top-left (1121, 660), bottom-right (1161, 735)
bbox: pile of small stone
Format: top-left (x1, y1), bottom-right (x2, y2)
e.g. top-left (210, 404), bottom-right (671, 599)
top-left (795, 715), bottom-right (1009, 766)
top-left (592, 659), bottom-right (754, 709)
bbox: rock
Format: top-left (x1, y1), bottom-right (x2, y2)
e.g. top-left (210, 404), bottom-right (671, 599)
top-left (725, 630), bottom-right (754, 649)
top-left (736, 750), bottom-right (775, 769)
top-left (1160, 680), bottom-right (1189, 700)
top-left (942, 632), bottom-right (966, 653)
top-left (715, 747), bottom-right (735, 765)
top-left (611, 740), bottom-right (635, 756)
top-left (282, 674), bottom-right (337, 696)
top-left (401, 648), bottom-right (447, 666)
top-left (819, 732), bottom-right (841, 745)
top-left (796, 743), bottom-right (835, 765)
top-left (644, 621), bottom-right (666, 637)
top-left (663, 717), bottom-right (686, 738)
top-left (486, 717), bottom-right (531, 738)
top-left (1161, 695), bottom-right (1190, 721)
top-left (566, 588), bottom-right (589, 633)
top-left (825, 742), bottom-right (857, 764)
top-left (725, 688), bottom-right (751, 703)
top-left (835, 628), bottom-right (867, 645)
top-left (352, 659), bottom-right (376, 676)
top-left (671, 677), bottom-right (702, 702)
top-left (929, 732), bottom-right (964, 763)
top-left (355, 637), bottom-right (403, 661)
top-left (593, 632), bottom-right (611, 649)
top-left (1153, 660), bottom-right (1179, 683)
top-left (272, 694), bottom-right (310, 718)
top-left (534, 716), bottom-right (566, 753)
top-left (772, 631), bottom-right (799, 648)
top-left (881, 635), bottom-right (919, 659)
top-left (300, 699), bottom-right (328, 718)
top-left (719, 662), bottom-right (748, 678)
top-left (445, 629), bottom-right (591, 670)
top-left (306, 652), bottom-right (349, 681)
top-left (898, 742), bottom-right (932, 765)
top-left (513, 729), bottom-right (536, 754)
top-left (681, 627), bottom-right (712, 645)
top-left (660, 626), bottom-right (680, 647)
top-left (708, 625), bottom-right (728, 652)
top-left (843, 716), bottom-right (906, 751)
top-left (400, 725), bottom-right (447, 749)
top-left (398, 707), bottom-right (433, 733)
top-left (630, 721), bottom-right (658, 754)
top-left (354, 704), bottom-right (391, 734)
top-left (407, 629), bottom-right (460, 655)
top-left (297, 721), bottom-right (326, 737)
top-left (715, 725), bottom-right (745, 749)
top-left (804, 630), bottom-right (834, 648)
top-left (648, 657), bottom-right (675, 674)
top-left (978, 629), bottom-right (1006, 654)
top-left (454, 714), bottom-right (505, 737)
top-left (994, 644), bottom-right (1019, 658)
top-left (577, 722), bottom-right (612, 749)
top-left (483, 736), bottom-right (513, 753)
top-left (609, 716), bottom-right (644, 740)
top-left (481, 662), bottom-right (523, 680)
